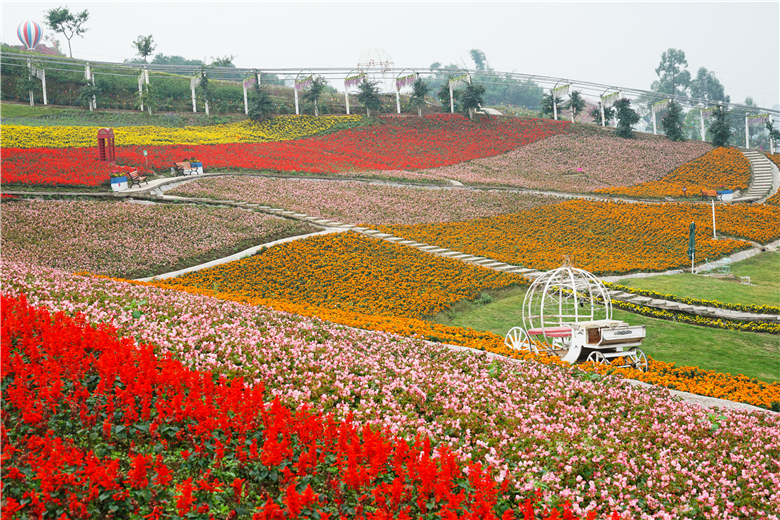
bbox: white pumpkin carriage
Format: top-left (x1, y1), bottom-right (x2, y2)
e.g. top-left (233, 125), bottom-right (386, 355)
top-left (504, 263), bottom-right (648, 371)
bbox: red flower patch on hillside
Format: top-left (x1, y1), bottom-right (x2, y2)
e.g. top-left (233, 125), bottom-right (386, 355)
top-left (1, 115), bottom-right (570, 186)
top-left (1, 293), bottom-right (596, 519)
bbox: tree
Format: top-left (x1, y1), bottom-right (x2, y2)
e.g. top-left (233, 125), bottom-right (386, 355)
top-left (78, 82), bottom-right (101, 111)
top-left (652, 48), bottom-right (691, 98)
top-left (437, 81), bottom-right (459, 112)
top-left (248, 83), bottom-right (274, 121)
top-left (589, 103), bottom-right (615, 127)
top-left (42, 6), bottom-right (90, 58)
top-left (303, 76), bottom-right (326, 117)
top-left (540, 92), bottom-right (564, 119)
top-left (614, 98), bottom-right (640, 139)
top-left (357, 79), bottom-right (382, 117)
top-left (460, 82), bottom-right (487, 120)
top-left (469, 49), bottom-right (488, 71)
top-left (210, 55), bottom-right (236, 68)
top-left (409, 77), bottom-right (430, 118)
top-left (151, 53), bottom-right (204, 66)
top-left (661, 101), bottom-right (684, 141)
top-left (567, 90), bottom-right (586, 122)
top-left (690, 67), bottom-right (730, 103)
top-left (709, 106), bottom-right (732, 147)
top-left (15, 73), bottom-right (39, 106)
top-left (132, 35), bottom-right (156, 63)
top-left (766, 120), bottom-right (780, 152)
top-left (135, 82), bottom-right (157, 115)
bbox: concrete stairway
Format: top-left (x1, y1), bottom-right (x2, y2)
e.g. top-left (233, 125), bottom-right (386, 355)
top-left (739, 149), bottom-right (776, 201)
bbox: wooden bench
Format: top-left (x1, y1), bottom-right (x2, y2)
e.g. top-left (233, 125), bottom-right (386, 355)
top-left (701, 189), bottom-right (720, 200)
top-left (127, 169), bottom-right (148, 188)
top-left (173, 162), bottom-right (198, 176)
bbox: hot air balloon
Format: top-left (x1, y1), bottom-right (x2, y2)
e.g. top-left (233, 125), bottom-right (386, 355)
top-left (17, 21), bottom-right (43, 51)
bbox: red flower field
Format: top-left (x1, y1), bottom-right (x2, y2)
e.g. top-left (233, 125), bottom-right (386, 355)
top-left (1, 293), bottom-right (598, 519)
top-left (1, 115), bottom-right (570, 186)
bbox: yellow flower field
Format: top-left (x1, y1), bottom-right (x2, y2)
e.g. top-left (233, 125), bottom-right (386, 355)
top-left (1, 115), bottom-right (363, 149)
top-left (151, 231), bottom-right (528, 319)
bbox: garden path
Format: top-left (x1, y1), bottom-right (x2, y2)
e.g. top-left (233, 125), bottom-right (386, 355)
top-left (131, 183), bottom-right (780, 327)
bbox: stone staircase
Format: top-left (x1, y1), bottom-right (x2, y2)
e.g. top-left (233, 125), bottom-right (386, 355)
top-left (739, 149), bottom-right (777, 201)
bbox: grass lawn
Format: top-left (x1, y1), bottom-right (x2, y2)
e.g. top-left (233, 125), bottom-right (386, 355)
top-left (615, 251), bottom-right (780, 308)
top-left (429, 286), bottom-right (780, 382)
top-left (1, 102), bottom-right (65, 119)
top-left (0, 101), bottom-right (244, 127)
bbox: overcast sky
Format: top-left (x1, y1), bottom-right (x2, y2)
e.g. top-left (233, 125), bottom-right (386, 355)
top-left (3, 1), bottom-right (779, 109)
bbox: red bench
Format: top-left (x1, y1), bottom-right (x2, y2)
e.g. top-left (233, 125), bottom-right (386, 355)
top-left (527, 326), bottom-right (572, 338)
top-left (127, 169), bottom-right (148, 188)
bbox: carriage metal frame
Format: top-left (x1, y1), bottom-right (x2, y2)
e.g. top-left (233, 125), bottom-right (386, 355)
top-left (504, 264), bottom-right (649, 372)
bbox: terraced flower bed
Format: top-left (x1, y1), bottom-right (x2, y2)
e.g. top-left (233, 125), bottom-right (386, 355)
top-left (1, 115), bottom-right (570, 186)
top-left (3, 262), bottom-right (779, 519)
top-left (765, 153), bottom-right (780, 205)
top-left (2, 294), bottom-right (586, 520)
top-left (372, 199), bottom-right (780, 274)
top-left (0, 199), bottom-right (315, 278)
top-left (1, 116), bottom-right (365, 148)
top-left (597, 147), bottom-right (751, 198)
top-left (409, 129), bottom-right (714, 191)
top-left (168, 176), bottom-right (563, 225)
top-left (152, 232), bottom-right (527, 318)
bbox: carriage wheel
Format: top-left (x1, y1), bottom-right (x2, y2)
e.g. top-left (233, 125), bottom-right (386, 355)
top-left (586, 351), bottom-right (608, 366)
top-left (631, 348), bottom-right (648, 372)
top-left (504, 327), bottom-right (534, 353)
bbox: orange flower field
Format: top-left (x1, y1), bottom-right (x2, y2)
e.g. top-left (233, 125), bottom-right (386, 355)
top-left (372, 199), bottom-right (780, 274)
top-left (118, 273), bottom-right (780, 408)
top-left (151, 232), bottom-right (528, 318)
top-left (765, 153), bottom-right (780, 205)
top-left (595, 147), bottom-right (751, 198)
top-left (116, 274), bottom-right (780, 409)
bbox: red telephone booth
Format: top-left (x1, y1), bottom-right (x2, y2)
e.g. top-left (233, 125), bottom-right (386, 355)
top-left (97, 128), bottom-right (116, 163)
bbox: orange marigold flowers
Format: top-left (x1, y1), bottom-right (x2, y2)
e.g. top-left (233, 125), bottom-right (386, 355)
top-left (151, 232), bottom-right (527, 319)
top-left (371, 199), bottom-right (780, 275)
top-left (596, 147), bottom-right (751, 198)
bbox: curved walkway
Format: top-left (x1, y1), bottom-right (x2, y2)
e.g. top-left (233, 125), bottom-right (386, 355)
top-left (4, 169), bottom-right (777, 324)
top-left (123, 180), bottom-right (779, 326)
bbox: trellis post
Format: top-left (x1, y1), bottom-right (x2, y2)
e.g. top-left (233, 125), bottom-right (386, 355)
top-left (344, 72), bottom-right (364, 116)
top-left (700, 109), bottom-right (705, 141)
top-left (651, 99), bottom-right (670, 135)
top-left (394, 72), bottom-right (416, 115)
top-left (27, 59), bottom-right (34, 107)
top-left (243, 72), bottom-right (257, 116)
top-left (745, 115), bottom-right (750, 149)
top-left (138, 68), bottom-right (150, 114)
top-left (600, 91), bottom-right (620, 127)
top-left (40, 67), bottom-right (47, 105)
top-left (190, 76), bottom-right (198, 113)
top-left (448, 73), bottom-right (470, 115)
top-left (551, 84), bottom-right (570, 121)
top-left (28, 59), bottom-right (47, 106)
top-left (771, 115), bottom-right (776, 154)
top-left (84, 63), bottom-right (96, 112)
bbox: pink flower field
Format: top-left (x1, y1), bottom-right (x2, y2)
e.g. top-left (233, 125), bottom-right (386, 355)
top-left (357, 131), bottom-right (713, 192)
top-left (168, 176), bottom-right (564, 225)
top-left (2, 260), bottom-right (779, 519)
top-left (0, 199), bottom-right (315, 278)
